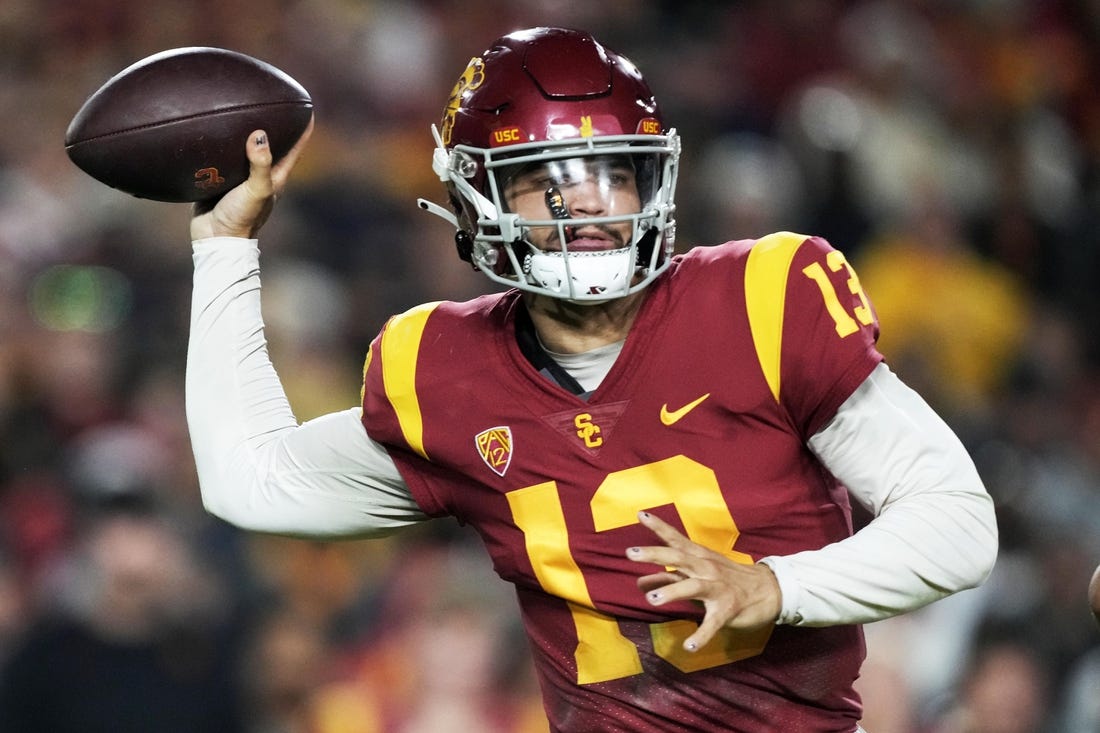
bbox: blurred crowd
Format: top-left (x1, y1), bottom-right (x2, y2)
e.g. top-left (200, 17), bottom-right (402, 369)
top-left (0, 0), bottom-right (1099, 731)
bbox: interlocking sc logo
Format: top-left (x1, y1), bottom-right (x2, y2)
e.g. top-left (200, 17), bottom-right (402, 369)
top-left (574, 413), bottom-right (603, 448)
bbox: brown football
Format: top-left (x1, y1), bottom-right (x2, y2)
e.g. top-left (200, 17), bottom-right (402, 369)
top-left (65, 47), bottom-right (312, 203)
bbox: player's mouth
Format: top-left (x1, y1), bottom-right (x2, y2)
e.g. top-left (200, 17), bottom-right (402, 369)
top-left (557, 225), bottom-right (624, 251)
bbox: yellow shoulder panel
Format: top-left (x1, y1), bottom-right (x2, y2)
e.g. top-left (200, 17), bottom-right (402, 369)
top-left (379, 301), bottom-right (442, 460)
top-left (744, 232), bottom-right (807, 403)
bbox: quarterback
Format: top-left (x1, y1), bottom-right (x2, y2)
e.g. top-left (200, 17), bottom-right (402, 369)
top-left (186, 27), bottom-right (997, 731)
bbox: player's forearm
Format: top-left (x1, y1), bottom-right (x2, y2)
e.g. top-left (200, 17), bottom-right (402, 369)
top-left (187, 237), bottom-right (292, 525)
top-left (186, 237), bottom-right (423, 537)
top-left (761, 489), bottom-right (995, 626)
top-left (761, 363), bottom-right (998, 626)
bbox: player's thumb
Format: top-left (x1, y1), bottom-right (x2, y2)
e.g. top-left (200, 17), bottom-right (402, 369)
top-left (192, 131), bottom-right (275, 239)
top-left (244, 130), bottom-right (276, 197)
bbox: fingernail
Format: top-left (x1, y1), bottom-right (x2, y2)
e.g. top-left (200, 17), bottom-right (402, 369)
top-left (639, 511), bottom-right (651, 520)
top-left (627, 546), bottom-right (641, 556)
top-left (685, 640), bottom-right (698, 652)
top-left (255, 133), bottom-right (267, 146)
top-left (647, 591), bottom-right (662, 604)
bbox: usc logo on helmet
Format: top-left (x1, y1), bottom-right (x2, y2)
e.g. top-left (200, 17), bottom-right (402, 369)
top-left (491, 126), bottom-right (524, 146)
top-left (441, 56), bottom-right (486, 145)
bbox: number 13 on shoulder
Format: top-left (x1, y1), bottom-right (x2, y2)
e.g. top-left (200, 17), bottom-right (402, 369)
top-left (803, 249), bottom-right (874, 337)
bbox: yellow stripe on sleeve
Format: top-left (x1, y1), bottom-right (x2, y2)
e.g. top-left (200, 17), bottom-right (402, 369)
top-left (380, 301), bottom-right (441, 460)
top-left (744, 232), bottom-right (807, 403)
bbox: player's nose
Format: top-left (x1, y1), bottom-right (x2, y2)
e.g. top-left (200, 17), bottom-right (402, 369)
top-left (566, 178), bottom-right (608, 217)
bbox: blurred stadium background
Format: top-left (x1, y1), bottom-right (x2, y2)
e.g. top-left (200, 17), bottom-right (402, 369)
top-left (1, 1), bottom-right (1099, 730)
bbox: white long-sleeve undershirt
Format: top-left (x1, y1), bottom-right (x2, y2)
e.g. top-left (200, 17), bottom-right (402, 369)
top-left (186, 236), bottom-right (997, 625)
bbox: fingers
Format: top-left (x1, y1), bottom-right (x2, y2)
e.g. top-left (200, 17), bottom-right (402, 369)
top-left (638, 574), bottom-right (706, 607)
top-left (243, 129), bottom-right (275, 199)
top-left (635, 570), bottom-right (727, 651)
top-left (272, 115), bottom-right (314, 186)
top-left (636, 510), bottom-right (691, 548)
top-left (636, 570), bottom-right (685, 594)
top-left (241, 116), bottom-right (313, 200)
top-left (627, 511), bottom-right (708, 570)
top-left (191, 122), bottom-right (312, 241)
top-left (244, 115), bottom-right (314, 193)
top-left (684, 612), bottom-right (726, 652)
top-left (626, 509), bottom-right (781, 653)
top-left (627, 512), bottom-right (718, 633)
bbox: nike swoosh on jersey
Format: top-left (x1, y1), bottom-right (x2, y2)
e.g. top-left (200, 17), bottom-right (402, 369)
top-left (659, 393), bottom-right (711, 425)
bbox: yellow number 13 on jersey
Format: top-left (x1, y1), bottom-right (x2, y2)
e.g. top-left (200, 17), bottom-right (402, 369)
top-left (803, 249), bottom-right (874, 337)
top-left (506, 455), bottom-right (772, 685)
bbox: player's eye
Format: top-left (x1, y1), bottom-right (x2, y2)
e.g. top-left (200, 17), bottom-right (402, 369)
top-left (608, 171), bottom-right (632, 187)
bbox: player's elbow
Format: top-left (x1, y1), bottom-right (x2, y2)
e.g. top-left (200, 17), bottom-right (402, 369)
top-left (199, 481), bottom-right (256, 530)
top-left (195, 465), bottom-right (278, 533)
top-left (199, 488), bottom-right (295, 535)
top-left (954, 488), bottom-right (999, 591)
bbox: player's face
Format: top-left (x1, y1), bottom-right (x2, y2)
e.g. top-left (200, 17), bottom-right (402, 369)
top-left (502, 155), bottom-right (642, 251)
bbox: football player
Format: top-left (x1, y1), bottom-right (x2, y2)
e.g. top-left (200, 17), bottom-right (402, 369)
top-left (187, 27), bottom-right (997, 731)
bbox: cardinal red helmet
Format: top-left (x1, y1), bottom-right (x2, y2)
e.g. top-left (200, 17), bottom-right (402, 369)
top-left (418, 27), bottom-right (680, 303)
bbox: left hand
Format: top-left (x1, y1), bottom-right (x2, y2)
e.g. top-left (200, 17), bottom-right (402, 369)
top-left (627, 511), bottom-right (782, 652)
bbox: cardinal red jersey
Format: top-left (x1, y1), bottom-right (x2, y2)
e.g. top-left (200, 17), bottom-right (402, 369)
top-left (361, 232), bottom-right (883, 732)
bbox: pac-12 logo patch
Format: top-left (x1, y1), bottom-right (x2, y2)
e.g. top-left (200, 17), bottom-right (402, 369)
top-left (475, 426), bottom-right (513, 477)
